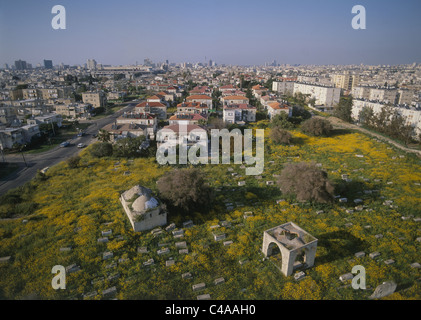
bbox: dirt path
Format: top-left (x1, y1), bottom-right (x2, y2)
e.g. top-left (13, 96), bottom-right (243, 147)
top-left (325, 117), bottom-right (421, 157)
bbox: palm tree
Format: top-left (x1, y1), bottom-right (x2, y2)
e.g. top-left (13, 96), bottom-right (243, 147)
top-left (97, 129), bottom-right (110, 142)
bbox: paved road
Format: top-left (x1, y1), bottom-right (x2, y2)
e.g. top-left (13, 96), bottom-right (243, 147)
top-left (0, 103), bottom-right (136, 196)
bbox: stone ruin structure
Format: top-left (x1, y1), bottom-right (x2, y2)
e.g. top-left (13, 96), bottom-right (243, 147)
top-left (120, 185), bottom-right (167, 232)
top-left (262, 222), bottom-right (317, 276)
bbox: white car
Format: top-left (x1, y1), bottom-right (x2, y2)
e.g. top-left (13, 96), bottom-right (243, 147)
top-left (77, 143), bottom-right (85, 148)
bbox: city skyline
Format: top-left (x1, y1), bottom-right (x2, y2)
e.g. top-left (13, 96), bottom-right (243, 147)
top-left (1, 0), bottom-right (421, 67)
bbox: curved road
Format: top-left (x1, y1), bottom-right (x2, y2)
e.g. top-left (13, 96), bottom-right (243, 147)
top-left (0, 103), bottom-right (136, 196)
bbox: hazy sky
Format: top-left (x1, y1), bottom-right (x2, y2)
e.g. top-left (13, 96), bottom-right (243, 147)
top-left (0, 0), bottom-right (420, 66)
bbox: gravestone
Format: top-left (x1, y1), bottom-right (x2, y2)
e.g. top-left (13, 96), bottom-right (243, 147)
top-left (369, 281), bottom-right (397, 299)
top-left (172, 229), bottom-right (184, 237)
top-left (197, 294), bottom-right (211, 300)
top-left (102, 287), bottom-right (117, 297)
top-left (165, 223), bottom-right (176, 232)
top-left (182, 272), bottom-right (192, 279)
top-left (143, 258), bottom-right (154, 266)
top-left (175, 241), bottom-right (187, 249)
top-left (369, 252), bottom-right (381, 259)
top-left (138, 247), bottom-right (148, 254)
top-left (179, 249), bottom-right (189, 254)
top-left (238, 181), bottom-right (245, 186)
top-left (60, 247), bottom-right (72, 252)
top-left (339, 273), bottom-right (353, 282)
top-left (223, 241), bottom-right (233, 247)
top-left (220, 221), bottom-right (231, 228)
top-left (410, 262), bottom-right (420, 269)
top-left (354, 251), bottom-right (365, 258)
top-left (266, 181), bottom-right (274, 185)
top-left (103, 252), bottom-right (113, 260)
top-left (157, 248), bottom-right (170, 255)
top-left (183, 220), bottom-right (194, 228)
top-left (294, 271), bottom-right (306, 281)
top-left (384, 259), bottom-right (395, 265)
top-left (97, 237), bottom-right (108, 243)
top-left (213, 233), bottom-right (226, 241)
top-left (214, 277), bottom-right (225, 285)
top-left (166, 260), bottom-right (175, 267)
top-left (101, 230), bottom-right (112, 237)
top-left (192, 283), bottom-right (206, 291)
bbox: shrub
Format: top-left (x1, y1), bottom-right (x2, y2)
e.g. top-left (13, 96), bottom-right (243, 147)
top-left (277, 162), bottom-right (335, 203)
top-left (301, 117), bottom-right (333, 136)
top-left (270, 127), bottom-right (292, 145)
top-left (156, 168), bottom-right (213, 213)
top-left (67, 155), bottom-right (81, 168)
top-left (90, 142), bottom-right (113, 158)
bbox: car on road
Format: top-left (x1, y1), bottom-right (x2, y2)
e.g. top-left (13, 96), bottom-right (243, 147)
top-left (60, 141), bottom-right (70, 147)
top-left (77, 131), bottom-right (85, 137)
top-left (77, 143), bottom-right (86, 148)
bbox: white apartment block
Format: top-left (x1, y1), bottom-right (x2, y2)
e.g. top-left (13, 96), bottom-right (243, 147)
top-left (369, 88), bottom-right (397, 104)
top-left (293, 83), bottom-right (341, 108)
top-left (352, 99), bottom-right (421, 136)
top-left (272, 81), bottom-right (294, 96)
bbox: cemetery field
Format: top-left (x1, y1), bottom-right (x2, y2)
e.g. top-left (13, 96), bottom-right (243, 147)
top-left (0, 123), bottom-right (420, 300)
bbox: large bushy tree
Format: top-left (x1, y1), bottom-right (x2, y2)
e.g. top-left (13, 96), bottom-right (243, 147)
top-left (156, 168), bottom-right (212, 213)
top-left (277, 162), bottom-right (335, 203)
top-left (333, 96), bottom-right (353, 122)
top-left (270, 127), bottom-right (292, 145)
top-left (301, 117), bottom-right (333, 137)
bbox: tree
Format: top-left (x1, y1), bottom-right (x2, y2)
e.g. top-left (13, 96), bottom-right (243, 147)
top-left (333, 96), bottom-right (353, 123)
top-left (277, 162), bottom-right (335, 203)
top-left (301, 117), bottom-right (333, 137)
top-left (270, 112), bottom-right (294, 129)
top-left (67, 155), bottom-right (81, 168)
top-left (290, 106), bottom-right (312, 125)
top-left (156, 168), bottom-right (213, 213)
top-left (113, 136), bottom-right (146, 158)
top-left (358, 106), bottom-right (375, 128)
top-left (270, 127), bottom-right (292, 145)
top-left (97, 129), bottom-right (111, 142)
top-left (89, 142), bottom-right (113, 158)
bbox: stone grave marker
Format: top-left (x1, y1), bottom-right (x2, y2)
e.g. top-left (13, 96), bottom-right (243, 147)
top-left (102, 287), bottom-right (117, 297)
top-left (103, 252), bottom-right (113, 260)
top-left (138, 247), bottom-right (148, 254)
top-left (101, 230), bottom-right (112, 236)
top-left (182, 272), bottom-right (192, 279)
top-left (192, 283), bottom-right (206, 291)
top-left (369, 281), bottom-right (397, 299)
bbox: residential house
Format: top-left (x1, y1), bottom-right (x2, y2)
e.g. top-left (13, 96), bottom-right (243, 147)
top-left (186, 94), bottom-right (213, 109)
top-left (223, 104), bottom-right (256, 125)
top-left (266, 102), bottom-right (291, 119)
top-left (169, 113), bottom-right (207, 126)
top-left (221, 95), bottom-right (249, 106)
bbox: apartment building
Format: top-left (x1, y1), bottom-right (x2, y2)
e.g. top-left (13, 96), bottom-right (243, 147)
top-left (82, 91), bottom-right (107, 108)
top-left (293, 83), bottom-right (341, 108)
top-left (272, 81), bottom-right (295, 96)
top-left (369, 87), bottom-right (397, 104)
top-left (221, 95), bottom-right (249, 106)
top-left (223, 104), bottom-right (256, 125)
top-left (352, 99), bottom-right (421, 135)
top-left (332, 72), bottom-right (360, 91)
